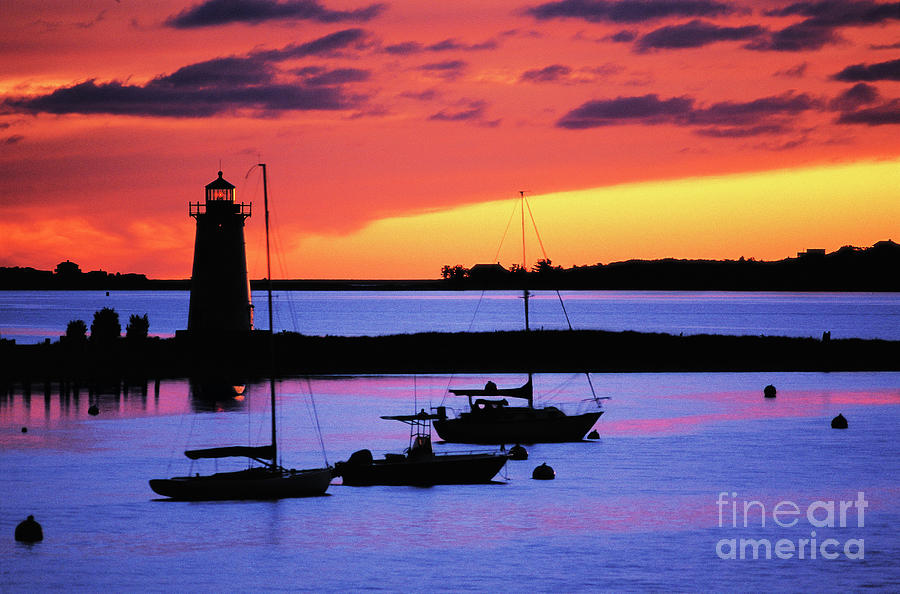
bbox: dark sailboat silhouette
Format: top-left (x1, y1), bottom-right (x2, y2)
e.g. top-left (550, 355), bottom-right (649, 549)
top-left (432, 192), bottom-right (605, 444)
top-left (149, 165), bottom-right (331, 500)
top-left (333, 409), bottom-right (508, 486)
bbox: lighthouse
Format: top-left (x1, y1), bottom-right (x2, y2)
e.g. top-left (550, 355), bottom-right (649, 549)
top-left (186, 171), bottom-right (253, 337)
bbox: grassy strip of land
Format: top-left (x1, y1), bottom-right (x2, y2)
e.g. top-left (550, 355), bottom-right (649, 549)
top-left (2, 330), bottom-right (898, 382)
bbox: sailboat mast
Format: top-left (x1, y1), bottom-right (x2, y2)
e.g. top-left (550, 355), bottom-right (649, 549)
top-left (260, 163), bottom-right (277, 466)
top-left (520, 191), bottom-right (530, 333)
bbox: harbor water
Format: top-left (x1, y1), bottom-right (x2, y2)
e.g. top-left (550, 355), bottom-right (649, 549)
top-left (1, 373), bottom-right (899, 591)
top-left (3, 290), bottom-right (900, 344)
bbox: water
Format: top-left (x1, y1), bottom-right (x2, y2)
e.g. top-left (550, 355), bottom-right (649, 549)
top-left (3, 290), bottom-right (900, 344)
top-left (2, 373), bottom-right (899, 591)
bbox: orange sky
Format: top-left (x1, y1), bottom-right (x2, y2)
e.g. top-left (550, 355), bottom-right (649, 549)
top-left (2, 1), bottom-right (900, 279)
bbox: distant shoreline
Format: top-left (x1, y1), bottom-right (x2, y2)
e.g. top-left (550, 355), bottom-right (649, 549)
top-left (6, 240), bottom-right (900, 291)
top-left (3, 329), bottom-right (899, 383)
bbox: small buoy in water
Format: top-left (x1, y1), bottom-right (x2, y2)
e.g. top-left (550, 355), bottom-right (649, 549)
top-left (831, 413), bottom-right (848, 429)
top-left (21, 427), bottom-right (27, 433)
top-left (88, 405), bottom-right (99, 416)
top-left (508, 444), bottom-right (528, 460)
top-left (587, 430), bottom-right (600, 439)
top-left (15, 515), bottom-right (43, 543)
top-left (532, 462), bottom-right (555, 480)
top-left (764, 385), bottom-right (777, 398)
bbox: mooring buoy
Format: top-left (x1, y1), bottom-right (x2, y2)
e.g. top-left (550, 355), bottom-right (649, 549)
top-left (831, 413), bottom-right (848, 429)
top-left (508, 444), bottom-right (528, 460)
top-left (88, 405), bottom-right (99, 416)
top-left (587, 430), bottom-right (600, 439)
top-left (764, 385), bottom-right (777, 398)
top-left (532, 462), bottom-right (555, 480)
top-left (14, 515), bottom-right (43, 543)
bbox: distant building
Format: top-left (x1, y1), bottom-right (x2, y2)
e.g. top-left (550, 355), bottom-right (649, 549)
top-left (468, 263), bottom-right (508, 281)
top-left (797, 249), bottom-right (826, 259)
top-left (54, 260), bottom-right (82, 277)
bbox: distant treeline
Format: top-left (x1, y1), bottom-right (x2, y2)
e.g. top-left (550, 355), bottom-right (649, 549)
top-left (441, 240), bottom-right (900, 291)
top-left (5, 240), bottom-right (900, 291)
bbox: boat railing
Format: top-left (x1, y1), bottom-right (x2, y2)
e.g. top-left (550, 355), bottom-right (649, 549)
top-left (548, 399), bottom-right (606, 416)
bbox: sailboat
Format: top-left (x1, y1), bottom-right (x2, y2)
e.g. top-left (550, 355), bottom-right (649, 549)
top-left (333, 409), bottom-right (508, 486)
top-left (432, 192), bottom-right (605, 445)
top-left (149, 164), bottom-right (332, 500)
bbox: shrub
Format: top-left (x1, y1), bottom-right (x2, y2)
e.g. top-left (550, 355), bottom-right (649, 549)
top-left (90, 307), bottom-right (121, 343)
top-left (65, 319), bottom-right (88, 342)
top-left (126, 313), bottom-right (149, 340)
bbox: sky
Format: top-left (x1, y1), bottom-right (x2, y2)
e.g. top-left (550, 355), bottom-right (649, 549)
top-left (1, 0), bottom-right (900, 279)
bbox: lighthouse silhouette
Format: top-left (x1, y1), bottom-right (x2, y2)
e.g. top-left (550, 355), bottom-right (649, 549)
top-left (186, 171), bottom-right (253, 337)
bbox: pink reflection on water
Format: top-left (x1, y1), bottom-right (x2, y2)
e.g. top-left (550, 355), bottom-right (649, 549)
top-left (602, 388), bottom-right (900, 436)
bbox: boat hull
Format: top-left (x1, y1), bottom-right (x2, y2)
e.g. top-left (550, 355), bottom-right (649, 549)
top-left (336, 453), bottom-right (507, 486)
top-left (149, 467), bottom-right (332, 500)
top-left (433, 410), bottom-right (603, 444)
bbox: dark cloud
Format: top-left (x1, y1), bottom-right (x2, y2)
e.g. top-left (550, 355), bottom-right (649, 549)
top-left (607, 29), bottom-right (637, 42)
top-left (166, 0), bottom-right (385, 28)
top-left (428, 100), bottom-right (500, 126)
top-left (871, 41), bottom-right (900, 49)
top-left (4, 134), bottom-right (24, 145)
top-left (399, 89), bottom-right (439, 101)
top-left (764, 1), bottom-right (900, 27)
top-left (556, 94), bottom-right (694, 128)
top-left (686, 92), bottom-right (819, 126)
top-left (416, 60), bottom-right (468, 80)
top-left (383, 38), bottom-right (498, 55)
top-left (636, 19), bottom-right (765, 51)
top-left (252, 28), bottom-right (371, 60)
top-left (837, 98), bottom-right (900, 125)
top-left (833, 58), bottom-right (900, 82)
top-left (3, 30), bottom-right (371, 118)
top-left (694, 124), bottom-right (790, 137)
top-left (4, 78), bottom-right (354, 117)
top-left (775, 62), bottom-right (809, 78)
top-left (829, 83), bottom-right (881, 111)
top-left (520, 64), bottom-right (572, 83)
top-left (746, 21), bottom-right (840, 52)
top-left (385, 41), bottom-right (423, 55)
top-left (751, 2), bottom-right (900, 52)
top-left (525, 0), bottom-right (733, 23)
top-left (556, 91), bottom-right (818, 133)
top-left (300, 67), bottom-right (370, 85)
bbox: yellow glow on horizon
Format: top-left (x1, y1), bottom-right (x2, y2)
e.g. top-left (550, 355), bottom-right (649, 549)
top-left (290, 159), bottom-right (900, 279)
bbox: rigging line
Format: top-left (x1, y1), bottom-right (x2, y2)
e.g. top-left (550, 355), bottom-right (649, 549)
top-left (523, 196), bottom-right (549, 262)
top-left (304, 376), bottom-right (330, 467)
top-left (441, 288), bottom-right (488, 404)
top-left (493, 197), bottom-right (520, 264)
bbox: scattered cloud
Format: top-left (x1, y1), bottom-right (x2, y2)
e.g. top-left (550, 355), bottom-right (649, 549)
top-left (520, 64), bottom-right (573, 83)
top-left (833, 58), bottom-right (900, 82)
top-left (519, 63), bottom-right (622, 84)
top-left (750, 1), bottom-right (900, 52)
top-left (428, 99), bottom-right (500, 126)
top-left (416, 60), bottom-right (468, 80)
top-left (525, 0), bottom-right (734, 23)
top-left (763, 1), bottom-right (900, 28)
top-left (828, 82), bottom-right (881, 111)
top-left (746, 21), bottom-right (841, 52)
top-left (870, 41), bottom-right (900, 49)
top-left (556, 94), bottom-right (694, 128)
top-left (2, 30), bottom-right (372, 118)
top-left (557, 91), bottom-right (819, 136)
top-left (296, 66), bottom-right (371, 85)
top-left (384, 38), bottom-right (498, 55)
top-left (836, 99), bottom-right (900, 125)
top-left (399, 89), bottom-right (439, 101)
top-left (636, 19), bottom-right (765, 51)
top-left (775, 62), bottom-right (809, 78)
top-left (4, 134), bottom-right (24, 145)
top-left (607, 29), bottom-right (637, 43)
top-left (166, 0), bottom-right (385, 28)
